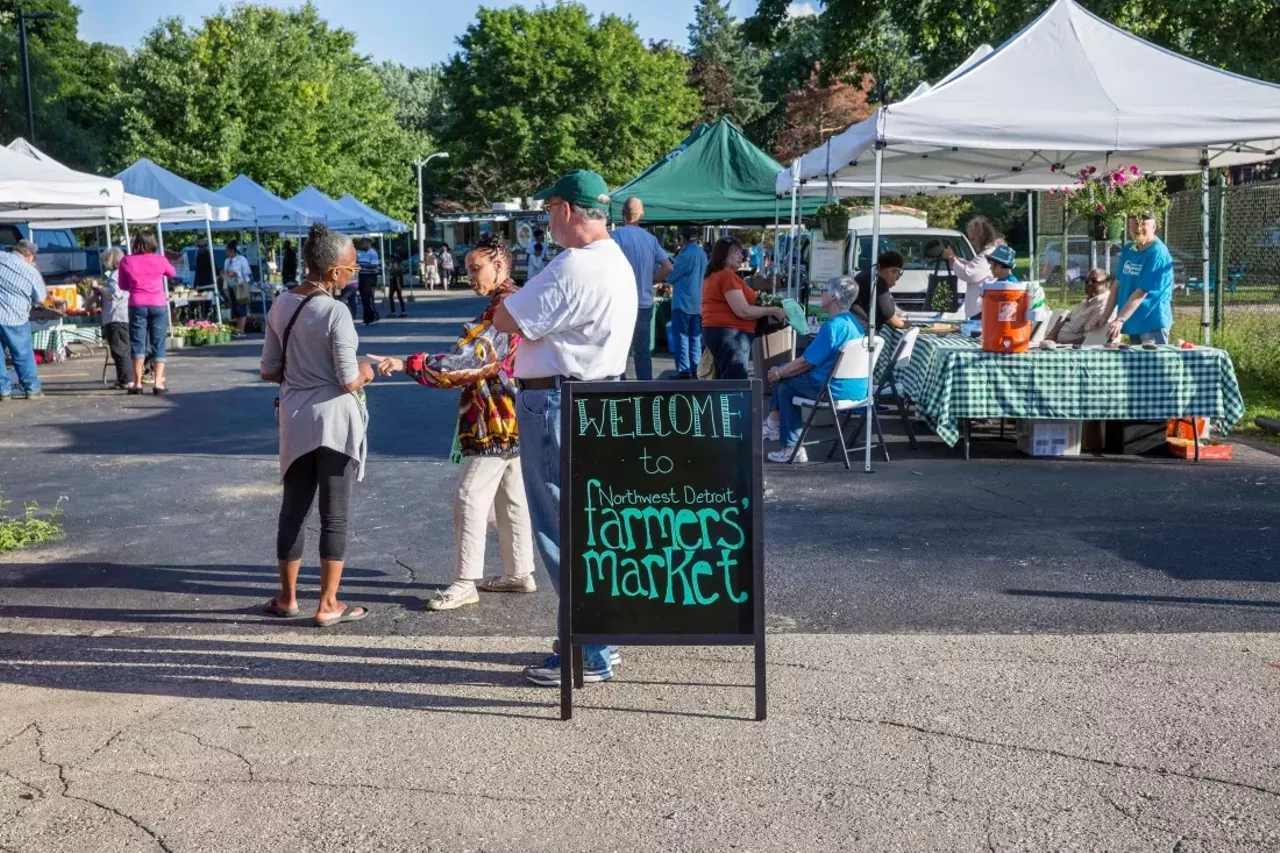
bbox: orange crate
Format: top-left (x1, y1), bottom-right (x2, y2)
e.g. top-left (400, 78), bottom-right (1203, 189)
top-left (1166, 437), bottom-right (1233, 461)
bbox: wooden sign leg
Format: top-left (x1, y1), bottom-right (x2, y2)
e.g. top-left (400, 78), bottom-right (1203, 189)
top-left (572, 644), bottom-right (585, 689)
top-left (560, 646), bottom-right (573, 720)
top-left (755, 635), bottom-right (767, 721)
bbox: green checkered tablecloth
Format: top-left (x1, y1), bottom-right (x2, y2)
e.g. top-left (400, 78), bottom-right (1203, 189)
top-left (899, 335), bottom-right (1246, 446)
top-left (30, 324), bottom-right (102, 352)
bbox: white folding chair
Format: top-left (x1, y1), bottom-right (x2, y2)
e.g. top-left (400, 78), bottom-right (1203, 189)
top-left (875, 326), bottom-right (920, 450)
top-left (1031, 308), bottom-right (1066, 344)
top-left (789, 336), bottom-right (886, 469)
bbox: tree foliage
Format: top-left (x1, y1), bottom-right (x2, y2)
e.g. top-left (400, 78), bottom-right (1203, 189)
top-left (687, 0), bottom-right (768, 126)
top-left (747, 0), bottom-right (1280, 98)
top-left (375, 61), bottom-right (449, 141)
top-left (772, 68), bottom-right (873, 162)
top-left (115, 3), bottom-right (420, 218)
top-left (0, 0), bottom-right (126, 170)
top-left (438, 4), bottom-right (699, 205)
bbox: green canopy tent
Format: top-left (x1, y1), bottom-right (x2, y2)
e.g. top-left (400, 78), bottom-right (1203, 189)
top-left (609, 118), bottom-right (822, 223)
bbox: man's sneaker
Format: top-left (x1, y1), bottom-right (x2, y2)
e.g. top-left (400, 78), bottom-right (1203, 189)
top-left (20, 391), bottom-right (44, 400)
top-left (523, 653), bottom-right (613, 687)
top-left (767, 446), bottom-right (808, 464)
top-left (425, 582), bottom-right (480, 611)
top-left (762, 418), bottom-right (780, 442)
top-left (551, 639), bottom-right (621, 667)
top-left (481, 574), bottom-right (537, 593)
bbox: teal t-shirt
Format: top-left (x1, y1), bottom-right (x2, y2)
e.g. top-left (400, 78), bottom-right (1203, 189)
top-left (802, 311), bottom-right (869, 401)
top-left (1116, 238), bottom-right (1174, 334)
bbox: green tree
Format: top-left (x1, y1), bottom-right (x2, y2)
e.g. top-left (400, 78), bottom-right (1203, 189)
top-left (438, 4), bottom-right (699, 205)
top-left (375, 61), bottom-right (449, 140)
top-left (117, 3), bottom-right (420, 219)
top-left (687, 0), bottom-right (768, 126)
top-left (747, 0), bottom-right (1280, 94)
top-left (0, 0), bottom-right (126, 171)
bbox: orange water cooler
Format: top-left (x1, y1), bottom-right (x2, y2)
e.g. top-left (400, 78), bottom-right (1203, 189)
top-left (981, 281), bottom-right (1031, 353)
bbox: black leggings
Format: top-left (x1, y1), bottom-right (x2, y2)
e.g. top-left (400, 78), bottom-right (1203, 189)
top-left (388, 273), bottom-right (405, 312)
top-left (277, 447), bottom-right (357, 562)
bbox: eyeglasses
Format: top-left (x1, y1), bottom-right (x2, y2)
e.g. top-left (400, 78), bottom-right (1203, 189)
top-left (333, 263), bottom-right (359, 276)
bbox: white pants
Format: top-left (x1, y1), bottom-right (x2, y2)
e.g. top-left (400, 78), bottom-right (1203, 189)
top-left (454, 455), bottom-right (534, 582)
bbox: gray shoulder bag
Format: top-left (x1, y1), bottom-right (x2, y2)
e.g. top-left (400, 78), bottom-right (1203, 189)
top-left (273, 291), bottom-right (321, 420)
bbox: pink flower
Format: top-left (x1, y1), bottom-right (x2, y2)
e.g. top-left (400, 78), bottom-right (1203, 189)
top-left (1096, 203), bottom-right (1105, 213)
top-left (1130, 165), bottom-right (1140, 175)
top-left (1087, 166), bottom-right (1097, 175)
top-left (1115, 173), bottom-right (1127, 184)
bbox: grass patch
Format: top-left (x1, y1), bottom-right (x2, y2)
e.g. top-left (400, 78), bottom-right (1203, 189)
top-left (0, 492), bottom-right (66, 553)
top-left (1171, 313), bottom-right (1280, 440)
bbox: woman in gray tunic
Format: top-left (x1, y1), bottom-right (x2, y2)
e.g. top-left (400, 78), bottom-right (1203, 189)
top-left (260, 222), bottom-right (375, 627)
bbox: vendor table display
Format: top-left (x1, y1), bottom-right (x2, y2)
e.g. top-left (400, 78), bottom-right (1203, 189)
top-left (899, 335), bottom-right (1245, 450)
top-left (30, 322), bottom-right (103, 353)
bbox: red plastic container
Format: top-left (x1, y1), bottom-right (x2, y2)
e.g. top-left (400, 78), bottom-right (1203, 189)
top-left (981, 281), bottom-right (1031, 353)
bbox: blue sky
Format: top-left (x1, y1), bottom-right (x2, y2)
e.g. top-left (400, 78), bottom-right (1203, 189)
top-left (75, 1), bottom-right (814, 66)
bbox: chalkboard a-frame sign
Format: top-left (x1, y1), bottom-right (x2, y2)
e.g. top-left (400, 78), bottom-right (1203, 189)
top-left (558, 379), bottom-right (766, 721)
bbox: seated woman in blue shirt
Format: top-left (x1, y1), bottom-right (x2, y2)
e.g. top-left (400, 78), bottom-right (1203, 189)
top-left (762, 277), bottom-right (868, 464)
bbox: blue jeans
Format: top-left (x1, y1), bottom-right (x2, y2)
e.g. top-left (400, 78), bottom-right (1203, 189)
top-left (769, 373), bottom-right (826, 448)
top-left (514, 387), bottom-right (611, 665)
top-left (129, 306), bottom-right (169, 362)
top-left (1126, 327), bottom-right (1171, 345)
top-left (703, 326), bottom-right (754, 379)
top-left (671, 309), bottom-right (702, 375)
top-left (0, 323), bottom-right (41, 396)
top-left (630, 305), bottom-right (653, 380)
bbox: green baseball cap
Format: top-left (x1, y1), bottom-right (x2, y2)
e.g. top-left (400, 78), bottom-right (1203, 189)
top-left (533, 169), bottom-right (611, 210)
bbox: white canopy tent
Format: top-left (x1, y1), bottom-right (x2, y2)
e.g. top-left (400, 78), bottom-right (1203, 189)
top-left (6, 138), bottom-right (160, 229)
top-left (774, 0), bottom-right (1280, 471)
top-left (0, 144), bottom-right (125, 213)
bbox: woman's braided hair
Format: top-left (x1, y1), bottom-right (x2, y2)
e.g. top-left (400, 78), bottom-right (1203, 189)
top-left (471, 232), bottom-right (513, 280)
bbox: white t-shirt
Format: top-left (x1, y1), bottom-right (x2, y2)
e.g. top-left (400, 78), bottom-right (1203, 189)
top-left (223, 254), bottom-right (253, 284)
top-left (504, 238), bottom-right (638, 380)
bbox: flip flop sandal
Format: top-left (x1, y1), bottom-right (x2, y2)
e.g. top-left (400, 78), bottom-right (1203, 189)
top-left (314, 606), bottom-right (370, 628)
top-left (264, 598), bottom-right (299, 618)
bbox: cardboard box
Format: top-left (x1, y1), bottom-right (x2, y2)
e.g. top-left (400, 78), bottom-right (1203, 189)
top-left (749, 274), bottom-right (780, 293)
top-left (751, 328), bottom-right (795, 394)
top-left (1017, 419), bottom-right (1082, 457)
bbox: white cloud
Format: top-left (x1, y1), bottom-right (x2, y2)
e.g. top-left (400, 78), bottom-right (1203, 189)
top-left (786, 1), bottom-right (819, 19)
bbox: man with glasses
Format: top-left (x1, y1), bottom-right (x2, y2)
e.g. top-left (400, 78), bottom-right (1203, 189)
top-left (493, 169), bottom-right (637, 687)
top-left (1050, 268), bottom-right (1115, 344)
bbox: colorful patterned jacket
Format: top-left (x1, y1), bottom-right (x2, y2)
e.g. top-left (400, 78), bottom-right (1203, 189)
top-left (405, 282), bottom-right (520, 457)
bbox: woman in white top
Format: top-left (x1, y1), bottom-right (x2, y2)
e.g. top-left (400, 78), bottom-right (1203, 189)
top-left (942, 216), bottom-right (1004, 319)
top-left (221, 241), bottom-right (254, 335)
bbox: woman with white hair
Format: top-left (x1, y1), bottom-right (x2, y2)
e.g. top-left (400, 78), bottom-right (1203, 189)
top-left (761, 276), bottom-right (869, 464)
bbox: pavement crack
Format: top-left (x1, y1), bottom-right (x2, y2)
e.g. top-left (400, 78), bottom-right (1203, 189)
top-left (177, 731), bottom-right (255, 782)
top-left (814, 712), bottom-right (1280, 800)
top-left (130, 768), bottom-right (547, 804)
top-left (0, 724), bottom-right (36, 755)
top-left (984, 805), bottom-right (996, 852)
top-left (33, 722), bottom-right (173, 853)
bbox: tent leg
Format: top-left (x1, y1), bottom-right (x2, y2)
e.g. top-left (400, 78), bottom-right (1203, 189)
top-left (773, 195), bottom-right (779, 280)
top-left (379, 234), bottom-right (387, 305)
top-left (1200, 151), bottom-right (1211, 346)
top-left (121, 209), bottom-right (132, 250)
top-left (157, 221), bottom-right (170, 307)
top-left (1027, 191), bottom-right (1035, 282)
top-left (207, 220), bottom-right (222, 325)
top-left (256, 223), bottom-right (266, 316)
top-left (865, 143), bottom-right (885, 475)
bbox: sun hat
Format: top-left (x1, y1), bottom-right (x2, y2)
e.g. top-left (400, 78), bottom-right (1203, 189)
top-left (985, 244), bottom-right (1016, 269)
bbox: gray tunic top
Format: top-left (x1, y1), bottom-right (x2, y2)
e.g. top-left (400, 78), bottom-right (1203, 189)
top-left (261, 290), bottom-right (367, 481)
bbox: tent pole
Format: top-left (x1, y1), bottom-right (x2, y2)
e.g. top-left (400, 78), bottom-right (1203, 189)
top-left (1027, 192), bottom-right (1035, 281)
top-left (787, 162), bottom-right (800, 302)
top-left (773, 194), bottom-right (779, 281)
top-left (256, 222), bottom-right (266, 316)
top-left (207, 219), bottom-right (222, 324)
top-left (157, 220), bottom-right (171, 309)
top-left (103, 212), bottom-right (111, 250)
top-left (121, 207), bottom-right (132, 249)
top-left (1200, 151), bottom-right (1211, 346)
top-left (865, 143), bottom-right (885, 475)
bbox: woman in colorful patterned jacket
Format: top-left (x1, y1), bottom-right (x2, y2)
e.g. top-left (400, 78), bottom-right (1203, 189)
top-left (372, 233), bottom-right (535, 611)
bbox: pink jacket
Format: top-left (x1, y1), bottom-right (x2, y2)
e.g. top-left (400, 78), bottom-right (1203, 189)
top-left (118, 253), bottom-right (176, 308)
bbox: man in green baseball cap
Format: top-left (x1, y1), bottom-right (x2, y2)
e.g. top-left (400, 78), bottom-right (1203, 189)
top-left (494, 167), bottom-right (637, 687)
top-left (532, 169), bottom-right (613, 210)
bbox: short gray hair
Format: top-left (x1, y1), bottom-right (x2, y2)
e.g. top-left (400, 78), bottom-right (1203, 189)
top-left (571, 203), bottom-right (608, 222)
top-left (302, 222), bottom-right (352, 275)
top-left (824, 276), bottom-right (860, 311)
top-left (100, 247), bottom-right (124, 270)
top-left (14, 239), bottom-right (38, 258)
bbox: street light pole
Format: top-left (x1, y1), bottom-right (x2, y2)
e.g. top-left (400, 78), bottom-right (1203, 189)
top-left (17, 9), bottom-right (57, 145)
top-left (413, 152), bottom-right (448, 288)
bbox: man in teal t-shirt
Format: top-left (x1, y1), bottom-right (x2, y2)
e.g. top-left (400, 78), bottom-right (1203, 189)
top-left (1108, 211), bottom-right (1174, 344)
top-left (761, 276), bottom-right (867, 464)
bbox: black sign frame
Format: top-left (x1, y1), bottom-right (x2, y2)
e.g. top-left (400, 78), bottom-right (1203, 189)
top-left (558, 379), bottom-right (766, 721)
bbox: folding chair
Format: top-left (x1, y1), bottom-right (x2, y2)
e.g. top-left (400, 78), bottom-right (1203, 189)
top-left (789, 336), bottom-right (886, 469)
top-left (875, 326), bottom-right (920, 450)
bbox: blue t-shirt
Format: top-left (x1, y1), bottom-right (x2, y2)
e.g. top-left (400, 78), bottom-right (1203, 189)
top-left (749, 245), bottom-right (764, 269)
top-left (667, 242), bottom-right (708, 315)
top-left (1115, 238), bottom-right (1174, 334)
top-left (611, 225), bottom-right (669, 309)
top-left (801, 311), bottom-right (868, 401)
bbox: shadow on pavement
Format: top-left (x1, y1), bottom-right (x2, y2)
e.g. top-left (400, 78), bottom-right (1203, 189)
top-left (1004, 588), bottom-right (1280, 609)
top-left (0, 632), bottom-right (553, 718)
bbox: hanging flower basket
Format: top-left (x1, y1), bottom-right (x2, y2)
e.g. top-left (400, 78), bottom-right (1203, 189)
top-left (815, 203), bottom-right (851, 241)
top-left (1054, 165), bottom-right (1168, 235)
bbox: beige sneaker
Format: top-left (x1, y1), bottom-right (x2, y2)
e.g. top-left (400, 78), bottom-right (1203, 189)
top-left (481, 574), bottom-right (537, 593)
top-left (425, 582), bottom-right (480, 611)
